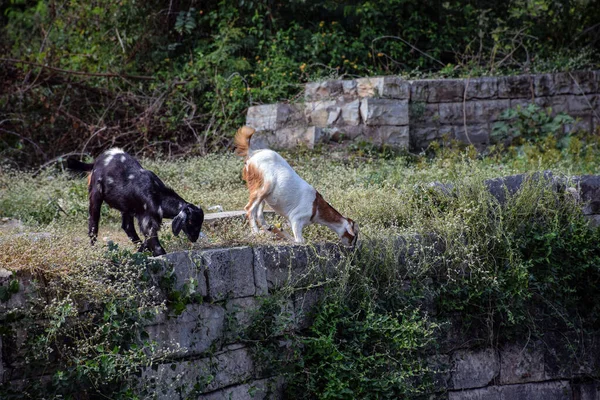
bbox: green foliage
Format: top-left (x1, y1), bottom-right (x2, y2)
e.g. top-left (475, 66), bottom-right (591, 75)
top-left (1, 0), bottom-right (598, 164)
top-left (0, 245), bottom-right (171, 399)
top-left (492, 103), bottom-right (574, 147)
top-left (290, 302), bottom-right (436, 399)
top-left (0, 275), bottom-right (19, 302)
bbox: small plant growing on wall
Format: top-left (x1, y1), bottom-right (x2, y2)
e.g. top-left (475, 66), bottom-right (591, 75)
top-left (491, 103), bottom-right (575, 147)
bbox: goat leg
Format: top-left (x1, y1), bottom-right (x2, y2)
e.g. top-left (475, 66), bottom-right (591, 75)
top-left (144, 236), bottom-right (166, 256)
top-left (88, 193), bottom-right (103, 245)
top-left (121, 213), bottom-right (142, 244)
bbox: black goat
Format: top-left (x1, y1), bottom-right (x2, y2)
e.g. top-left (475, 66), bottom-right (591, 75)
top-left (67, 148), bottom-right (204, 256)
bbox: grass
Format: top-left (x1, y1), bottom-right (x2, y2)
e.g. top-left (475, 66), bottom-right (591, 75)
top-left (1, 136), bottom-right (599, 273)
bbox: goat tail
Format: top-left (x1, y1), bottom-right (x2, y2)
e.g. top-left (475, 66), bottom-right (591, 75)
top-left (234, 126), bottom-right (256, 158)
top-left (66, 158), bottom-right (94, 172)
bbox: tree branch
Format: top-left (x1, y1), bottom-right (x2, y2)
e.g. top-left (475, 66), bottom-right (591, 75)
top-left (1, 57), bottom-right (156, 81)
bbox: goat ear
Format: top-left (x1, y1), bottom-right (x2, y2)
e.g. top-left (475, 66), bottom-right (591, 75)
top-left (346, 220), bottom-right (358, 235)
top-left (172, 210), bottom-right (187, 236)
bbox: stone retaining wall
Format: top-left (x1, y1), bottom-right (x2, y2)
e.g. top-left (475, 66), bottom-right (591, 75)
top-left (2, 174), bottom-right (600, 399)
top-left (246, 71), bottom-right (600, 150)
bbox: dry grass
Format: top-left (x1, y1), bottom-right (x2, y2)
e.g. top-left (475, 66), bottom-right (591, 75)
top-left (1, 144), bottom-right (599, 273)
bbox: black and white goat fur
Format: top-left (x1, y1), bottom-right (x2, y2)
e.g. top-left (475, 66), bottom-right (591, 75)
top-left (67, 148), bottom-right (204, 256)
top-left (235, 126), bottom-right (359, 247)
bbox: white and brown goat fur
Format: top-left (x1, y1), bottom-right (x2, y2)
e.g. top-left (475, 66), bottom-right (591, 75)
top-left (234, 126), bottom-right (358, 246)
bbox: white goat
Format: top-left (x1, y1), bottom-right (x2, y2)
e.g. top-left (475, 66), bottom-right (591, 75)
top-left (234, 126), bottom-right (359, 246)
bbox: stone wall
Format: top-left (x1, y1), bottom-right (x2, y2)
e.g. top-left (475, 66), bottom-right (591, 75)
top-left (2, 174), bottom-right (600, 399)
top-left (246, 71), bottom-right (600, 151)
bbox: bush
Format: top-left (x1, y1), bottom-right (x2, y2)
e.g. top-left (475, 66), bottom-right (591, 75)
top-left (1, 0), bottom-right (599, 165)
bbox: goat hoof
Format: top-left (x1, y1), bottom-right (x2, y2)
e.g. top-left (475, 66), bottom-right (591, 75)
top-left (152, 249), bottom-right (167, 257)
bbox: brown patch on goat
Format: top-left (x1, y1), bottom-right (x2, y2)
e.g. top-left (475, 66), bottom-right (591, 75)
top-left (342, 219), bottom-right (358, 244)
top-left (87, 172), bottom-right (93, 189)
top-left (313, 191), bottom-right (343, 224)
top-left (268, 226), bottom-right (291, 241)
top-left (243, 163), bottom-right (264, 197)
top-left (234, 126), bottom-right (256, 158)
top-left (243, 163), bottom-right (269, 215)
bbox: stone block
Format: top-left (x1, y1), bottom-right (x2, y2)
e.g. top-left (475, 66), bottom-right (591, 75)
top-left (586, 214), bottom-right (600, 228)
top-left (573, 382), bottom-right (600, 400)
top-left (564, 116), bottom-right (593, 134)
top-left (485, 172), bottom-right (560, 204)
top-left (224, 297), bottom-right (260, 344)
top-left (328, 125), bottom-right (366, 142)
top-left (246, 104), bottom-right (304, 131)
top-left (410, 102), bottom-right (439, 123)
top-left (498, 74), bottom-right (534, 99)
top-left (567, 94), bottom-right (598, 114)
top-left (471, 100), bottom-right (510, 122)
top-left (428, 79), bottom-right (466, 102)
top-left (451, 348), bottom-right (499, 389)
top-left (161, 251), bottom-right (207, 298)
top-left (271, 126), bottom-right (326, 149)
top-left (411, 125), bottom-right (443, 149)
top-left (142, 347), bottom-right (255, 398)
top-left (509, 98), bottom-right (533, 112)
top-left (543, 332), bottom-right (600, 379)
top-left (574, 175), bottom-right (600, 211)
top-left (499, 342), bottom-right (546, 384)
top-left (379, 76), bottom-right (410, 99)
top-left (535, 96), bottom-right (569, 114)
top-left (454, 124), bottom-right (490, 146)
top-left (146, 303), bottom-right (225, 358)
top-left (305, 80), bottom-right (343, 101)
top-left (438, 102), bottom-right (463, 124)
top-left (253, 245), bottom-right (311, 291)
top-left (534, 74), bottom-right (555, 97)
top-left (465, 77), bottom-right (499, 100)
top-left (410, 80), bottom-right (429, 102)
top-left (410, 79), bottom-right (466, 102)
top-left (292, 287), bottom-right (324, 329)
top-left (356, 76), bottom-right (410, 99)
top-left (340, 99), bottom-right (361, 126)
top-left (199, 377), bottom-right (284, 400)
top-left (253, 243), bottom-right (345, 292)
top-left (327, 107), bottom-right (342, 125)
top-left (360, 98), bottom-right (409, 126)
top-left (341, 79), bottom-right (358, 96)
top-left (253, 248), bottom-right (268, 296)
top-left (0, 270), bottom-right (39, 313)
top-left (554, 71), bottom-right (597, 95)
top-left (449, 381), bottom-right (572, 400)
top-left (305, 100), bottom-right (337, 127)
top-left (305, 126), bottom-right (328, 148)
top-left (248, 130), bottom-right (277, 150)
top-left (202, 247), bottom-right (255, 301)
top-left (365, 125), bottom-right (410, 147)
top-left (441, 100), bottom-right (511, 124)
